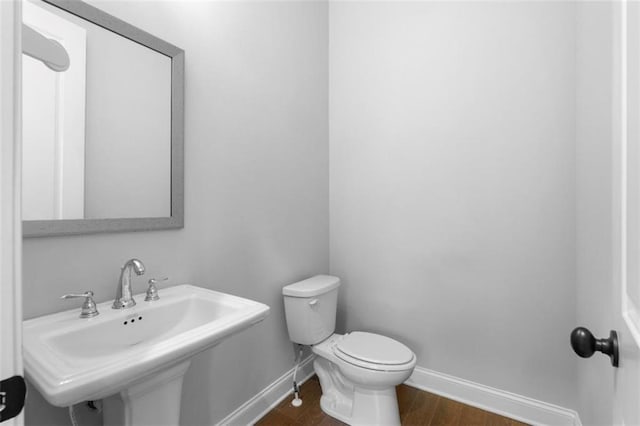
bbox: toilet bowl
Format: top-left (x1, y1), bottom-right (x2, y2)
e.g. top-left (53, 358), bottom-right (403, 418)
top-left (283, 275), bottom-right (416, 426)
top-left (312, 332), bottom-right (416, 425)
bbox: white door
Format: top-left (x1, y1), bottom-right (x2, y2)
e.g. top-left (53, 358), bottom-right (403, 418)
top-left (21, 0), bottom-right (86, 221)
top-left (613, 1), bottom-right (640, 424)
top-left (0, 0), bottom-right (24, 425)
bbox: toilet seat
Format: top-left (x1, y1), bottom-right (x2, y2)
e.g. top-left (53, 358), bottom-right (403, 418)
top-left (333, 332), bottom-right (415, 372)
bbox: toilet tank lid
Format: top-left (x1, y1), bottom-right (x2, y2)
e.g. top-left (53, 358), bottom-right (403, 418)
top-left (282, 275), bottom-right (341, 297)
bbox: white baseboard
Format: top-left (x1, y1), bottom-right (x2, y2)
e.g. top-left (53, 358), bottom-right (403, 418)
top-left (216, 355), bottom-right (316, 426)
top-left (216, 359), bottom-right (581, 426)
top-left (406, 366), bottom-right (582, 426)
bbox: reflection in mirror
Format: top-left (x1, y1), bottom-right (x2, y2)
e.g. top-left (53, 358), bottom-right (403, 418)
top-left (23, 0), bottom-right (171, 220)
top-left (21, 0), bottom-right (184, 237)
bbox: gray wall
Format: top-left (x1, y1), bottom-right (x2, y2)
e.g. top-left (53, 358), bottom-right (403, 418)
top-left (575, 2), bottom-right (615, 425)
top-left (329, 1), bottom-right (578, 410)
top-left (23, 1), bottom-right (328, 425)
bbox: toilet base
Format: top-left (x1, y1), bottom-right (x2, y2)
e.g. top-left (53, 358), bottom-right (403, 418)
top-left (314, 356), bottom-right (402, 426)
top-left (320, 386), bottom-right (401, 426)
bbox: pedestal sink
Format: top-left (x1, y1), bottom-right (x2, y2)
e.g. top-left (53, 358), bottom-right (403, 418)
top-left (23, 284), bottom-right (270, 425)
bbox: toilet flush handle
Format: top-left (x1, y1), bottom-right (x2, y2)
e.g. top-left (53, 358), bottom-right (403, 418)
top-left (309, 299), bottom-right (318, 307)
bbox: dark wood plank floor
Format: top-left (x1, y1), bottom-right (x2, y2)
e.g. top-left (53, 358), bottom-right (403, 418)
top-left (256, 376), bottom-right (529, 426)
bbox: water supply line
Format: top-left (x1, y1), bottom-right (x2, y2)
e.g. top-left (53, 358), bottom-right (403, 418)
top-left (68, 405), bottom-right (79, 426)
top-left (291, 344), bottom-right (304, 407)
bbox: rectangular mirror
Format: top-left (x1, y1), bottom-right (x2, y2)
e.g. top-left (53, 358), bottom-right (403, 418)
top-left (22, 0), bottom-right (184, 237)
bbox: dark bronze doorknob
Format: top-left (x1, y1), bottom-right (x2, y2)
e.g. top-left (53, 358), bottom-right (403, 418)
top-left (570, 327), bottom-right (619, 367)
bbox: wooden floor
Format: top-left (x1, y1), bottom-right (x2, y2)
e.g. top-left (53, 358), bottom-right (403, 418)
top-left (256, 376), bottom-right (529, 426)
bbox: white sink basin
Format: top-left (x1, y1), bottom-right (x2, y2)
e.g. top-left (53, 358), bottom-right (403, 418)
top-left (23, 284), bottom-right (270, 411)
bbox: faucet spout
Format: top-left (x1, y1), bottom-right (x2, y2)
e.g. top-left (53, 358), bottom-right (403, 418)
top-left (112, 259), bottom-right (145, 309)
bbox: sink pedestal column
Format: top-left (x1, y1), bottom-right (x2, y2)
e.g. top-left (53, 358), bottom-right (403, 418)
top-left (103, 360), bottom-right (191, 426)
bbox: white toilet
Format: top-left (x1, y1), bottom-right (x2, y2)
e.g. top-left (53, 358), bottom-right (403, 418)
top-left (283, 275), bottom-right (416, 426)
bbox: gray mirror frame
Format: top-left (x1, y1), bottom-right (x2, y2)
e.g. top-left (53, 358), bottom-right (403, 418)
top-left (23, 0), bottom-right (184, 238)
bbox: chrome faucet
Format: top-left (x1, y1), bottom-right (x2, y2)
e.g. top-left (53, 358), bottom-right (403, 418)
top-left (112, 258), bottom-right (145, 309)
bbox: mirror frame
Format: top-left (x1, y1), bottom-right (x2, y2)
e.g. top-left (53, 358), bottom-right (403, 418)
top-left (23, 0), bottom-right (184, 238)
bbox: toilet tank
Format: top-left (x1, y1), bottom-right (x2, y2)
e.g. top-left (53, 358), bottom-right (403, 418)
top-left (282, 275), bottom-right (341, 345)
